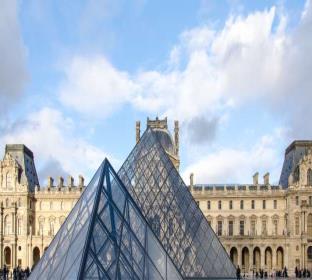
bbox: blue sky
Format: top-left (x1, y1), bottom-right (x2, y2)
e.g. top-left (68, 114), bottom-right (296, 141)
top-left (0, 0), bottom-right (311, 186)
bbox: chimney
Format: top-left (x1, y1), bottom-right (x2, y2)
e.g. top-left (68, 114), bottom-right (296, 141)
top-left (190, 173), bottom-right (194, 188)
top-left (48, 177), bottom-right (54, 190)
top-left (253, 172), bottom-right (259, 185)
top-left (136, 121), bottom-right (140, 144)
top-left (174, 120), bottom-right (179, 156)
top-left (79, 175), bottom-right (84, 189)
top-left (263, 172), bottom-right (270, 185)
top-left (67, 176), bottom-right (74, 189)
top-left (58, 176), bottom-right (64, 190)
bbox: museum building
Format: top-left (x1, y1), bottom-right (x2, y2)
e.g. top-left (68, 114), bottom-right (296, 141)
top-left (0, 117), bottom-right (311, 276)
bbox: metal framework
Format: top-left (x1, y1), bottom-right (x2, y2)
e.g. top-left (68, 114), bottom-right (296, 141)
top-left (118, 128), bottom-right (236, 279)
top-left (29, 159), bottom-right (183, 280)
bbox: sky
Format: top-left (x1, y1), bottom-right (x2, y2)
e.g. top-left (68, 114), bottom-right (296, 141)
top-left (0, 0), bottom-right (311, 186)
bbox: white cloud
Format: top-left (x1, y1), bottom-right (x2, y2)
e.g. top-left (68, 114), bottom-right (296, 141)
top-left (0, 0), bottom-right (28, 107)
top-left (182, 129), bottom-right (286, 185)
top-left (56, 3), bottom-right (301, 126)
top-left (0, 107), bottom-right (115, 184)
top-left (59, 56), bottom-right (137, 118)
top-left (55, 1), bottom-right (312, 184)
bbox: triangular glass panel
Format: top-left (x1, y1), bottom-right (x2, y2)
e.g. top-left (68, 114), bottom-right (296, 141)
top-left (29, 159), bottom-right (183, 280)
top-left (118, 128), bottom-right (236, 279)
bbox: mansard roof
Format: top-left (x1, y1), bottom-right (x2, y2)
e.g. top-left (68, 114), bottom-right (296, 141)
top-left (4, 144), bottom-right (39, 191)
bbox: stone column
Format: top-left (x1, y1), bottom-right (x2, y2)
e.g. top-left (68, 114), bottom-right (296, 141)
top-left (29, 243), bottom-right (32, 269)
top-left (260, 246), bottom-right (265, 270)
top-left (249, 246), bottom-right (254, 273)
top-left (272, 246), bottom-right (277, 271)
top-left (237, 246), bottom-right (242, 268)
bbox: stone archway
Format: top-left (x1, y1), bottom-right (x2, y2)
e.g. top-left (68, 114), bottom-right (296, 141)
top-left (265, 247), bottom-right (273, 271)
top-left (230, 247), bottom-right (238, 266)
top-left (276, 247), bottom-right (284, 270)
top-left (253, 247), bottom-right (261, 271)
top-left (4, 247), bottom-right (11, 267)
top-left (33, 247), bottom-right (40, 267)
top-left (242, 247), bottom-right (250, 272)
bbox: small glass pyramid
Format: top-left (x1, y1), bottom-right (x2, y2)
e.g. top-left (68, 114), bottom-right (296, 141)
top-left (29, 159), bottom-right (183, 280)
top-left (118, 128), bottom-right (236, 278)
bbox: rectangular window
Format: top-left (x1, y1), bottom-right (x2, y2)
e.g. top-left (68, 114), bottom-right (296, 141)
top-left (240, 220), bottom-right (244, 236)
top-left (274, 220), bottom-right (278, 235)
top-left (309, 196), bottom-right (312, 206)
top-left (251, 200), bottom-right (255, 209)
top-left (263, 200), bottom-right (266, 209)
top-left (229, 200), bottom-right (233, 210)
top-left (240, 200), bottom-right (244, 210)
top-left (229, 221), bottom-right (233, 236)
top-left (274, 200), bottom-right (277, 209)
top-left (251, 220), bottom-right (256, 236)
top-left (296, 196), bottom-right (299, 206)
top-left (218, 200), bottom-right (222, 210)
top-left (262, 220), bottom-right (267, 234)
top-left (295, 217), bottom-right (300, 235)
top-left (207, 201), bottom-right (211, 209)
top-left (217, 221), bottom-right (222, 236)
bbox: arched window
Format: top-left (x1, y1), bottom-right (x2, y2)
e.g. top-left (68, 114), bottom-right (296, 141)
top-left (6, 172), bottom-right (12, 189)
top-left (4, 247), bottom-right (11, 266)
top-left (49, 219), bottom-right (55, 236)
top-left (33, 247), bottom-right (40, 266)
top-left (294, 166), bottom-right (300, 182)
top-left (308, 247), bottom-right (312, 260)
top-left (308, 169), bottom-right (312, 186)
top-left (39, 221), bottom-right (44, 235)
top-left (4, 215), bottom-right (11, 235)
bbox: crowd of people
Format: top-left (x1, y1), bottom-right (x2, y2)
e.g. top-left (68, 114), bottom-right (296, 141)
top-left (0, 265), bottom-right (30, 280)
top-left (236, 265), bottom-right (294, 279)
top-left (295, 267), bottom-right (311, 278)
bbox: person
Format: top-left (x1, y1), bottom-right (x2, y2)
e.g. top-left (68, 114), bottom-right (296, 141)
top-left (25, 266), bottom-right (30, 277)
top-left (295, 266), bottom-right (298, 278)
top-left (3, 265), bottom-right (8, 280)
top-left (236, 265), bottom-right (241, 280)
top-left (13, 267), bottom-right (17, 280)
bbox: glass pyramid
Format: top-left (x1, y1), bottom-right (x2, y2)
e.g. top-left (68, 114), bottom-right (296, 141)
top-left (29, 159), bottom-right (183, 280)
top-left (118, 128), bottom-right (236, 279)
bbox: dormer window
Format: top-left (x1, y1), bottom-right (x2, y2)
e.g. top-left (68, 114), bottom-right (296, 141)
top-left (6, 172), bottom-right (12, 189)
top-left (294, 166), bottom-right (300, 182)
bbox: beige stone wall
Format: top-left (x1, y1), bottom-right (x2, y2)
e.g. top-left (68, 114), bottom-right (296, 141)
top-left (190, 150), bottom-right (312, 275)
top-left (0, 153), bottom-right (83, 270)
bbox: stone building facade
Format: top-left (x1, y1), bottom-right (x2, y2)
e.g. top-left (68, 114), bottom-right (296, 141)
top-left (1, 118), bottom-right (312, 276)
top-left (0, 144), bottom-right (84, 270)
top-left (190, 141), bottom-right (312, 275)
